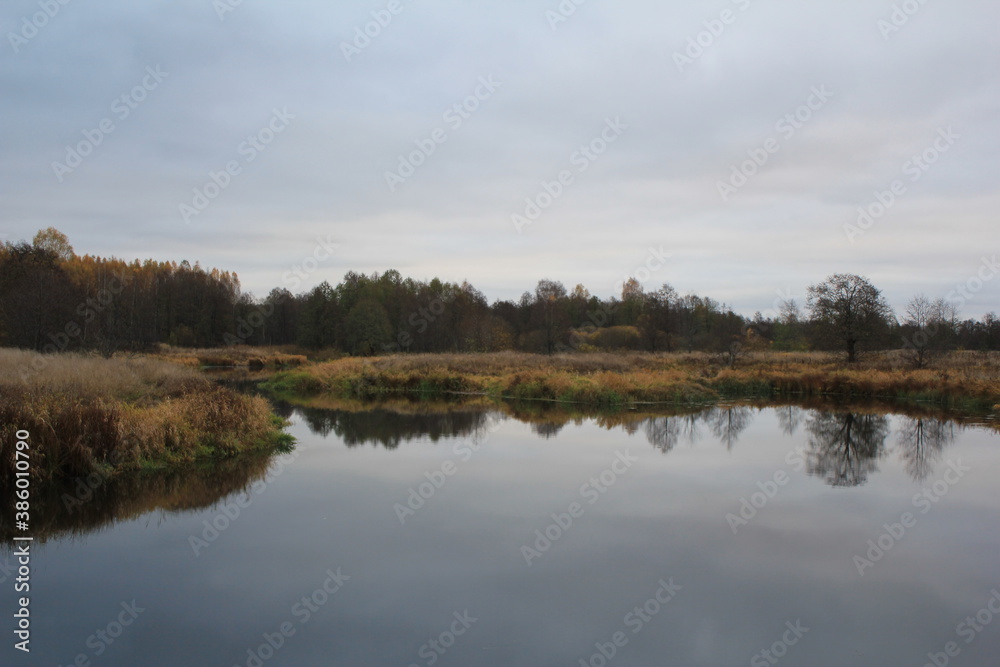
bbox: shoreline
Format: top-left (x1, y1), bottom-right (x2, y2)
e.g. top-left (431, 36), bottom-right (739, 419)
top-left (260, 350), bottom-right (1000, 415)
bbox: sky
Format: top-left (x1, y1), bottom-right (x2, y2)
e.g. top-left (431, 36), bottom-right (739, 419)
top-left (1, 0), bottom-right (998, 317)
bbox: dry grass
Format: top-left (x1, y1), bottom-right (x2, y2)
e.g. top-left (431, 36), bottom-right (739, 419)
top-left (0, 348), bottom-right (205, 402)
top-left (0, 349), bottom-right (291, 484)
top-left (262, 350), bottom-right (1000, 411)
top-left (147, 344), bottom-right (308, 369)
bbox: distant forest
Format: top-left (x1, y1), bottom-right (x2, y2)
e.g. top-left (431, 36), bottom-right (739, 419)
top-left (2, 228), bottom-right (998, 360)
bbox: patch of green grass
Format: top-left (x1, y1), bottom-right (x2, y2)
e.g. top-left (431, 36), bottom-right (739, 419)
top-left (261, 371), bottom-right (325, 396)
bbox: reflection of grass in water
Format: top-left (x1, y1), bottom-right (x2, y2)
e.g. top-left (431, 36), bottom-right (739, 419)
top-left (0, 449), bottom-right (282, 546)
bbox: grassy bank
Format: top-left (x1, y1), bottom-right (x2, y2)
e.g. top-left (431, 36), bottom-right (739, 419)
top-left (148, 343), bottom-right (309, 370)
top-left (0, 349), bottom-right (293, 484)
top-left (261, 350), bottom-right (1000, 412)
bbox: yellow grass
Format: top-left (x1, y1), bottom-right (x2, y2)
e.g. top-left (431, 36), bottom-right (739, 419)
top-left (0, 349), bottom-right (291, 483)
top-left (262, 350), bottom-right (1000, 411)
top-left (147, 343), bottom-right (308, 369)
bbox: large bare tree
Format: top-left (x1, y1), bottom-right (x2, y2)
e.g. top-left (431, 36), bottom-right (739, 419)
top-left (807, 273), bottom-right (894, 362)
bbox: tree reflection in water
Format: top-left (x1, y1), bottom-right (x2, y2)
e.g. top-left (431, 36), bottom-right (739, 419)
top-left (296, 406), bottom-right (499, 449)
top-left (805, 412), bottom-right (889, 487)
top-left (6, 401), bottom-right (978, 545)
top-left (776, 405), bottom-right (804, 436)
top-left (644, 417), bottom-right (682, 454)
top-left (285, 400), bottom-right (966, 489)
top-left (531, 422), bottom-right (565, 439)
top-left (642, 406), bottom-right (754, 454)
top-left (895, 417), bottom-right (956, 481)
top-left (708, 405), bottom-right (754, 450)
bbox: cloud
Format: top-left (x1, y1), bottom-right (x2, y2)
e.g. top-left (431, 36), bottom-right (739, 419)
top-left (2, 0), bottom-right (998, 316)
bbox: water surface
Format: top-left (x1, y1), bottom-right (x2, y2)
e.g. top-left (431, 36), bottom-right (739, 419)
top-left (3, 401), bottom-right (1000, 666)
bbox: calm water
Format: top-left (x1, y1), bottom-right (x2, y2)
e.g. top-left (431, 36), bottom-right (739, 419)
top-left (3, 401), bottom-right (1000, 666)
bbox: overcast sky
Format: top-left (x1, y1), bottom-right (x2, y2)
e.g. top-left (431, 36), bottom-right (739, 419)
top-left (2, 0), bottom-right (998, 316)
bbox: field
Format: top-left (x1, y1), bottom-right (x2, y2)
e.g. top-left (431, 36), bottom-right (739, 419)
top-left (0, 349), bottom-right (292, 484)
top-left (260, 349), bottom-right (1000, 412)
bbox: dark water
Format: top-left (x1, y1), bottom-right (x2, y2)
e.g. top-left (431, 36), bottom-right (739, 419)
top-left (3, 401), bottom-right (1000, 666)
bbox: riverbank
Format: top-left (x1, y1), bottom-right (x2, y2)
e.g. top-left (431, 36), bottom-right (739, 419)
top-left (0, 349), bottom-right (293, 484)
top-left (147, 343), bottom-right (309, 369)
top-left (261, 350), bottom-right (1000, 413)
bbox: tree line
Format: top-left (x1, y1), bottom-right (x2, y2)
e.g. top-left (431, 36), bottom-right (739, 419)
top-left (2, 229), bottom-right (998, 364)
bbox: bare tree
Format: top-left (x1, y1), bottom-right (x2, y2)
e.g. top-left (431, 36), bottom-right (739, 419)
top-left (807, 274), bottom-right (895, 362)
top-left (901, 294), bottom-right (958, 368)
